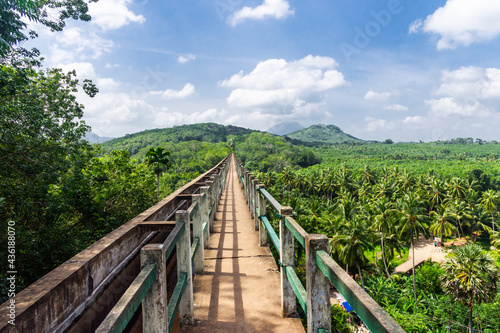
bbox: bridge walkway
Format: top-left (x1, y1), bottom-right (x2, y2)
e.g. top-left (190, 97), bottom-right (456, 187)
top-left (181, 156), bottom-right (305, 332)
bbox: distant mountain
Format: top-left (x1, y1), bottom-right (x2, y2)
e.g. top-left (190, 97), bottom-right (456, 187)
top-left (102, 123), bottom-right (259, 155)
top-left (85, 132), bottom-right (114, 144)
top-left (285, 124), bottom-right (364, 145)
top-left (267, 121), bottom-right (304, 136)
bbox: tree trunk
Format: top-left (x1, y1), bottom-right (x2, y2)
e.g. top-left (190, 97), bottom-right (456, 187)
top-left (156, 174), bottom-right (160, 200)
top-left (458, 218), bottom-right (467, 242)
top-left (381, 237), bottom-right (392, 281)
top-left (492, 212), bottom-right (496, 232)
top-left (469, 306), bottom-right (473, 333)
top-left (357, 265), bottom-right (365, 290)
top-left (412, 235), bottom-right (417, 302)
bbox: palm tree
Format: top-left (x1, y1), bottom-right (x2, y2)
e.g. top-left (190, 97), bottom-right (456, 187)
top-left (331, 215), bottom-right (372, 288)
top-left (429, 204), bottom-right (456, 240)
top-left (468, 204), bottom-right (491, 242)
top-left (144, 146), bottom-right (172, 200)
top-left (491, 231), bottom-right (500, 249)
top-left (372, 197), bottom-right (396, 279)
top-left (441, 244), bottom-right (500, 333)
top-left (279, 166), bottom-right (295, 197)
top-left (447, 199), bottom-right (470, 241)
top-left (426, 178), bottom-right (446, 211)
top-left (447, 177), bottom-right (467, 200)
top-left (481, 190), bottom-right (498, 232)
top-left (397, 192), bottom-right (429, 302)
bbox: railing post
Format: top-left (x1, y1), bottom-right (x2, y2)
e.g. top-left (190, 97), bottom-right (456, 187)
top-left (200, 187), bottom-right (210, 248)
top-left (252, 178), bottom-right (260, 225)
top-left (244, 171), bottom-right (250, 203)
top-left (206, 178), bottom-right (215, 228)
top-left (306, 234), bottom-right (331, 333)
top-left (140, 244), bottom-right (168, 333)
top-left (176, 210), bottom-right (194, 325)
top-left (280, 206), bottom-right (296, 317)
top-left (248, 175), bottom-right (255, 217)
top-left (257, 184), bottom-right (267, 246)
top-left (192, 195), bottom-right (204, 274)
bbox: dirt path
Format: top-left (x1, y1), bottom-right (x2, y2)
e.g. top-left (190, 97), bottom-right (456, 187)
top-left (394, 238), bottom-right (447, 274)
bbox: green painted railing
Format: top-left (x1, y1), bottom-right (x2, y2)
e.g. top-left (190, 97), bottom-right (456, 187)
top-left (165, 223), bottom-right (185, 261)
top-left (167, 272), bottom-right (188, 332)
top-left (95, 264), bottom-right (157, 333)
top-left (260, 215), bottom-right (280, 253)
top-left (260, 188), bottom-right (282, 212)
top-left (191, 237), bottom-right (200, 260)
top-left (285, 266), bottom-right (307, 313)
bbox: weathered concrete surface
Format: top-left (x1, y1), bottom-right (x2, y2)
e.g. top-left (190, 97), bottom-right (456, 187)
top-left (181, 156), bottom-right (305, 333)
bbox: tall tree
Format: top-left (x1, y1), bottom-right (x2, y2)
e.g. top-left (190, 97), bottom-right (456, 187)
top-left (481, 190), bottom-right (498, 232)
top-left (397, 192), bottom-right (429, 302)
top-left (144, 146), bottom-right (172, 200)
top-left (429, 204), bottom-right (456, 240)
top-left (331, 215), bottom-right (372, 288)
top-left (372, 196), bottom-right (396, 279)
top-left (441, 244), bottom-right (500, 333)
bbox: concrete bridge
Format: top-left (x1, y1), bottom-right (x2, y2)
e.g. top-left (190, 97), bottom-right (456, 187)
top-left (0, 154), bottom-right (404, 333)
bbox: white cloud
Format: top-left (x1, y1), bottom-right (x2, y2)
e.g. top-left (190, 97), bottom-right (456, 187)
top-left (89, 0), bottom-right (145, 30)
top-left (363, 90), bottom-right (391, 101)
top-left (434, 66), bottom-right (500, 99)
top-left (364, 117), bottom-right (395, 132)
top-left (228, 0), bottom-right (294, 26)
top-left (178, 54), bottom-right (196, 64)
top-left (403, 116), bottom-right (424, 125)
top-left (150, 83), bottom-right (196, 99)
top-left (412, 0), bottom-right (500, 49)
top-left (58, 62), bottom-right (120, 90)
top-left (154, 108), bottom-right (222, 127)
top-left (105, 63), bottom-right (121, 69)
top-left (384, 104), bottom-right (408, 111)
top-left (52, 27), bottom-right (113, 61)
top-left (425, 97), bottom-right (486, 118)
top-left (220, 55), bottom-right (346, 114)
top-left (82, 92), bottom-right (155, 136)
top-left (408, 19), bottom-right (422, 34)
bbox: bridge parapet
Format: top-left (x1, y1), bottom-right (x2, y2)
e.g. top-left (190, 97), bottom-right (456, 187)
top-left (0, 155), bottom-right (230, 333)
top-left (235, 159), bottom-right (405, 333)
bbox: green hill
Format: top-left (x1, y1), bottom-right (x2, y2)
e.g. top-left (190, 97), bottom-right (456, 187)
top-left (103, 123), bottom-right (258, 156)
top-left (285, 124), bottom-right (364, 145)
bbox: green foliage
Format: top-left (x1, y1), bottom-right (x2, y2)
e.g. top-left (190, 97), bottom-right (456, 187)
top-left (103, 123), bottom-right (256, 155)
top-left (331, 304), bottom-right (354, 332)
top-left (249, 139), bottom-right (500, 332)
top-left (285, 124), bottom-right (364, 145)
top-left (236, 132), bottom-right (322, 172)
top-left (415, 261), bottom-right (444, 295)
top-left (0, 60), bottom-right (94, 228)
top-left (442, 244), bottom-right (499, 310)
top-left (0, 148), bottom-right (157, 301)
top-left (0, 0), bottom-right (97, 56)
top-left (144, 146), bottom-right (173, 199)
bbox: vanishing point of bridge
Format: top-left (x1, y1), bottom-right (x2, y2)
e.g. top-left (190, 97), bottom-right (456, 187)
top-left (0, 155), bottom-right (403, 333)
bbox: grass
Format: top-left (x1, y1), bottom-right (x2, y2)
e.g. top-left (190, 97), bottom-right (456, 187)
top-left (365, 245), bottom-right (410, 270)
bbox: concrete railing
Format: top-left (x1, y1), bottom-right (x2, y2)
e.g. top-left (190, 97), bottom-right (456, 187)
top-left (0, 155), bottom-right (230, 333)
top-left (236, 160), bottom-right (405, 333)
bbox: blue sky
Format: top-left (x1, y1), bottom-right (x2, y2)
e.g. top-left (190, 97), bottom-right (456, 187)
top-left (27, 0), bottom-right (500, 141)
